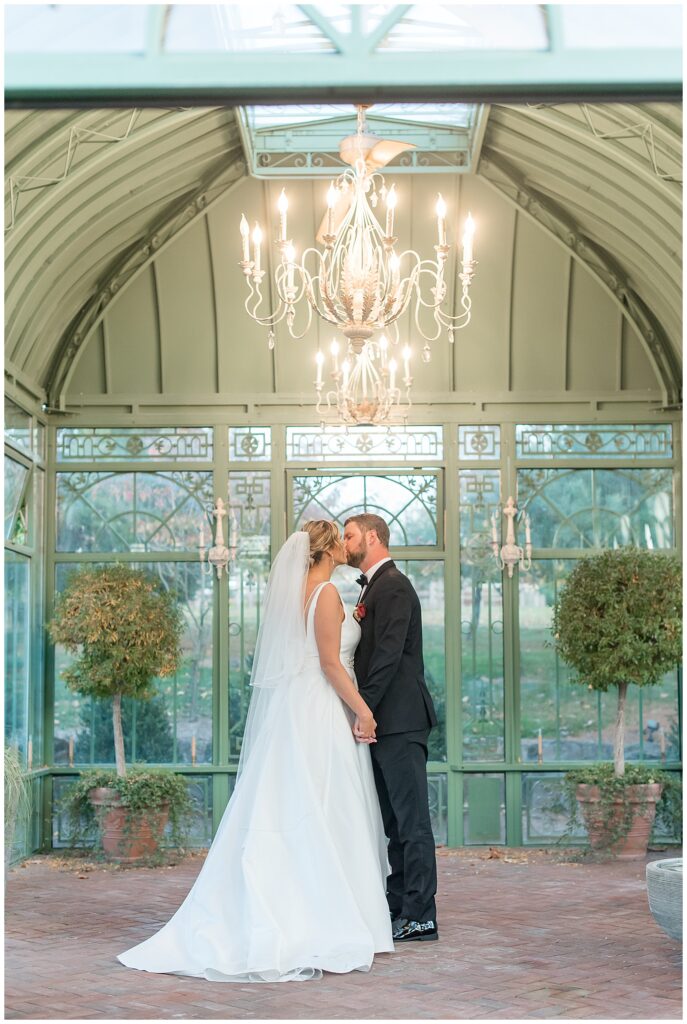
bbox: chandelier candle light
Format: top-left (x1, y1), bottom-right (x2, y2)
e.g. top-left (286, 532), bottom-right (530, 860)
top-left (238, 106), bottom-right (477, 425)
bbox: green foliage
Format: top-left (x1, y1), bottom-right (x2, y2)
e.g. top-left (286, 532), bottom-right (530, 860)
top-left (62, 767), bottom-right (192, 862)
top-left (75, 695), bottom-right (174, 764)
top-left (49, 564), bottom-right (184, 702)
top-left (562, 763), bottom-right (682, 851)
top-left (4, 747), bottom-right (30, 864)
top-left (551, 548), bottom-right (682, 693)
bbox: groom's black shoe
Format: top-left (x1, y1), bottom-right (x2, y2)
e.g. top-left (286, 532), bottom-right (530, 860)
top-left (393, 918), bottom-right (438, 942)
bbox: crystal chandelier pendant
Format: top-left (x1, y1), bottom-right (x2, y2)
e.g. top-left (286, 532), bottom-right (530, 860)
top-left (238, 105), bottom-right (477, 425)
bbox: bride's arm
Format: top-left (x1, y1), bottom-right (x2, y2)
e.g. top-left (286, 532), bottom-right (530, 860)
top-left (314, 583), bottom-right (377, 740)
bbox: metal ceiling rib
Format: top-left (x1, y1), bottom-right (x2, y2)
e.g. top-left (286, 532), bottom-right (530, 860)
top-left (4, 107), bottom-right (245, 385)
top-left (480, 103), bottom-right (682, 370)
top-left (3, 101), bottom-right (682, 406)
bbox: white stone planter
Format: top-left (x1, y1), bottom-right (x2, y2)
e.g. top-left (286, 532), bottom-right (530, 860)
top-left (646, 858), bottom-right (682, 942)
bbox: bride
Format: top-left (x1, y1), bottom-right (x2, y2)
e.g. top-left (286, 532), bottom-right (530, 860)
top-left (118, 520), bottom-right (394, 982)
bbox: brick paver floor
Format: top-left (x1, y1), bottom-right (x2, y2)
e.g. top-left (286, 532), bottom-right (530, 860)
top-left (5, 847), bottom-right (682, 1020)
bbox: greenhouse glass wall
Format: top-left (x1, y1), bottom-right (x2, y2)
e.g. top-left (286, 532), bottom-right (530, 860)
top-left (4, 4), bottom-right (682, 859)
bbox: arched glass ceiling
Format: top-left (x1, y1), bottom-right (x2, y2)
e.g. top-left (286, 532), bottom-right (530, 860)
top-left (237, 103), bottom-right (487, 176)
top-left (5, 4), bottom-right (681, 104)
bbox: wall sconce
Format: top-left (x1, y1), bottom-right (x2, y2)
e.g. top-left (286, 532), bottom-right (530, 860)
top-left (491, 496), bottom-right (531, 578)
top-left (199, 497), bottom-right (238, 578)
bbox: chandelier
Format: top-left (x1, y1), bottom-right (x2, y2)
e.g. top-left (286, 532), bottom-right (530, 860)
top-left (238, 106), bottom-right (477, 424)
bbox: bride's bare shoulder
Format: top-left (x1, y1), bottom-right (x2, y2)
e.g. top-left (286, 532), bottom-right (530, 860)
top-left (314, 582), bottom-right (345, 622)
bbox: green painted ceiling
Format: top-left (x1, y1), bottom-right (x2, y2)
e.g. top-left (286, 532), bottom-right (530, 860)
top-left (4, 101), bottom-right (682, 406)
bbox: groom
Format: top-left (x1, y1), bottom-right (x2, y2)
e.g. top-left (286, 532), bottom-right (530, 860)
top-left (343, 513), bottom-right (438, 943)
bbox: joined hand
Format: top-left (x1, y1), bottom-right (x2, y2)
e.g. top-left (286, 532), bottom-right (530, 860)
top-left (353, 715), bottom-right (377, 744)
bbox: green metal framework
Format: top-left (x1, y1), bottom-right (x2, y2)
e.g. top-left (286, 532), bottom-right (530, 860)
top-left (5, 5), bottom-right (682, 106)
top-left (4, 400), bottom-right (680, 857)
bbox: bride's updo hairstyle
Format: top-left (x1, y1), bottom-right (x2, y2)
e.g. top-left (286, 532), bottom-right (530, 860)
top-left (301, 520), bottom-right (340, 568)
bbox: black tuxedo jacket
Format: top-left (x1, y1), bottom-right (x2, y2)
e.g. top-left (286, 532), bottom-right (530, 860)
top-left (353, 560), bottom-right (437, 736)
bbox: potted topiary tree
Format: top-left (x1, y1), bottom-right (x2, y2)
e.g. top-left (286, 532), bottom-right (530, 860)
top-left (551, 547), bottom-right (681, 859)
top-left (49, 565), bottom-right (191, 862)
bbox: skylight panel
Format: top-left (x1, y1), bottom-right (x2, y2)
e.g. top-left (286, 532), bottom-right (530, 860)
top-left (560, 4), bottom-right (682, 49)
top-left (165, 4), bottom-right (339, 53)
top-left (380, 4), bottom-right (549, 51)
top-left (5, 3), bottom-right (147, 53)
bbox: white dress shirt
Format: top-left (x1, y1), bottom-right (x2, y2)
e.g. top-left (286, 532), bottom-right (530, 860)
top-left (359, 556), bottom-right (392, 598)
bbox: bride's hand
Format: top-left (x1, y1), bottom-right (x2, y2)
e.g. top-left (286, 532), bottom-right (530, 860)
top-left (353, 712), bottom-right (377, 743)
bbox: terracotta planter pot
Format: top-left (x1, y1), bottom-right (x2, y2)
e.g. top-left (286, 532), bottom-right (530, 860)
top-left (576, 782), bottom-right (663, 860)
top-left (88, 787), bottom-right (169, 862)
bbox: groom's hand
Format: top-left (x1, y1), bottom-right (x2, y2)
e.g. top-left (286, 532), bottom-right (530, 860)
top-left (353, 716), bottom-right (377, 743)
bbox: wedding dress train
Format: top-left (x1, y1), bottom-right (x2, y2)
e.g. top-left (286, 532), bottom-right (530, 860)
top-left (118, 580), bottom-right (394, 982)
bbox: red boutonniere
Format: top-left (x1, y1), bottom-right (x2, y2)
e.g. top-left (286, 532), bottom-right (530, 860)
top-left (353, 603), bottom-right (367, 622)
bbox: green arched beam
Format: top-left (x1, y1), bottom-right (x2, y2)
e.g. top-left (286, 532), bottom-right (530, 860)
top-left (46, 158), bottom-right (246, 408)
top-left (479, 152), bottom-right (681, 408)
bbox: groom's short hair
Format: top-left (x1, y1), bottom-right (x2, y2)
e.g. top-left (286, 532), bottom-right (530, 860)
top-left (344, 513), bottom-right (390, 548)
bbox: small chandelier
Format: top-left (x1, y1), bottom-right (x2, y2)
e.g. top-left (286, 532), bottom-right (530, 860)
top-left (314, 333), bottom-right (412, 425)
top-left (238, 106), bottom-right (477, 424)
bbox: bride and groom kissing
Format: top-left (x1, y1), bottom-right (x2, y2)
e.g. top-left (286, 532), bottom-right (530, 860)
top-left (118, 513), bottom-right (438, 983)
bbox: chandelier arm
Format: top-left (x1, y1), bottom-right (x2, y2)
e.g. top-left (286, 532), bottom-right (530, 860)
top-left (243, 279), bottom-right (288, 330)
top-left (413, 296), bottom-right (444, 344)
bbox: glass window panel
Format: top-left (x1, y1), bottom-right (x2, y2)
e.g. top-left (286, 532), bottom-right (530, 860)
top-left (402, 561), bottom-right (445, 762)
top-left (5, 456), bottom-right (29, 541)
top-left (56, 427), bottom-right (213, 462)
top-left (464, 774), bottom-right (506, 845)
top-left (139, 562), bottom-right (213, 765)
top-left (458, 425), bottom-right (501, 461)
top-left (4, 397), bottom-right (32, 453)
top-left (56, 471), bottom-right (214, 552)
top-left (460, 470), bottom-right (504, 761)
top-left (5, 4), bottom-right (147, 53)
top-left (292, 473), bottom-right (438, 546)
top-left (461, 573), bottom-right (504, 763)
top-left (459, 468), bottom-right (501, 548)
top-left (165, 4), bottom-right (338, 53)
top-left (229, 427), bottom-right (272, 462)
top-left (381, 5), bottom-right (548, 51)
top-left (229, 471), bottom-right (271, 560)
top-left (635, 672), bottom-right (681, 763)
top-left (287, 425), bottom-right (443, 462)
top-left (228, 559), bottom-right (271, 758)
top-left (428, 773), bottom-right (448, 846)
top-left (521, 773), bottom-right (585, 845)
top-left (516, 424), bottom-right (672, 460)
top-left (520, 560), bottom-right (617, 763)
top-left (517, 468), bottom-right (673, 549)
top-left (560, 5), bottom-right (681, 49)
top-left (53, 562), bottom-right (212, 766)
top-left (227, 469), bottom-right (272, 758)
top-left (4, 552), bottom-right (30, 759)
top-left (184, 775), bottom-right (214, 847)
top-left (249, 103), bottom-right (474, 131)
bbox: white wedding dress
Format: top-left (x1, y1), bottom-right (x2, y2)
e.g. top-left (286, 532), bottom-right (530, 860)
top-left (118, 579), bottom-right (394, 982)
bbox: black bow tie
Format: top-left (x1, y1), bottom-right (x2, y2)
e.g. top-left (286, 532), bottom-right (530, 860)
top-left (355, 574), bottom-right (368, 588)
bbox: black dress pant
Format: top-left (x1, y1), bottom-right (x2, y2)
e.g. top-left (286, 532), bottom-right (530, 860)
top-left (370, 728), bottom-right (437, 923)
